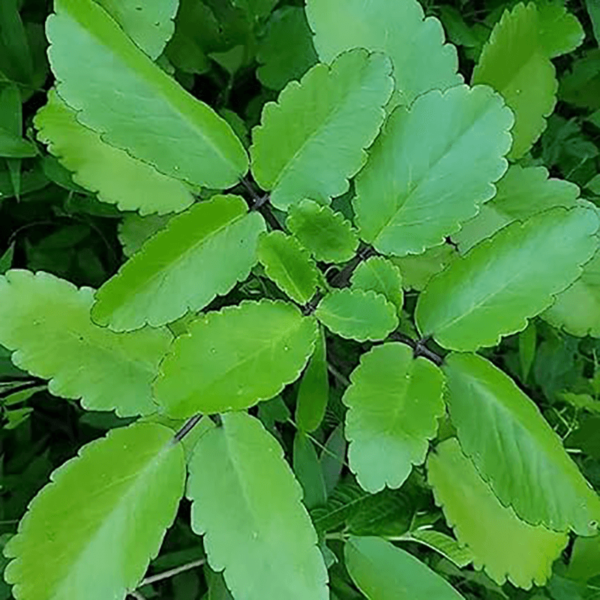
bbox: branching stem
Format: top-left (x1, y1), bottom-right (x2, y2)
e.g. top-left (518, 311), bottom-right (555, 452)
top-left (138, 558), bottom-right (207, 587)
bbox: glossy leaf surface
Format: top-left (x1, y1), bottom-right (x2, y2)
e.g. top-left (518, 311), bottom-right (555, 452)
top-left (351, 257), bottom-right (404, 316)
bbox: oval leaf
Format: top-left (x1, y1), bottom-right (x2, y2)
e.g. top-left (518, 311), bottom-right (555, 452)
top-left (187, 413), bottom-right (328, 600)
top-left (443, 352), bottom-right (600, 535)
top-left (416, 206), bottom-right (599, 351)
top-left (155, 300), bottom-right (318, 417)
top-left (5, 423), bottom-right (185, 600)
top-left (351, 257), bottom-right (404, 316)
top-left (119, 213), bottom-right (173, 258)
top-left (0, 270), bottom-right (170, 417)
top-left (343, 343), bottom-right (444, 493)
top-left (354, 85), bottom-right (513, 256)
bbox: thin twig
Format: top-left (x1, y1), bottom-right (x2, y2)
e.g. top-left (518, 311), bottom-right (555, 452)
top-left (329, 245), bottom-right (376, 288)
top-left (129, 591), bottom-right (146, 600)
top-left (138, 558), bottom-right (207, 587)
top-left (327, 363), bottom-right (350, 388)
top-left (173, 414), bottom-right (203, 443)
top-left (390, 332), bottom-right (443, 366)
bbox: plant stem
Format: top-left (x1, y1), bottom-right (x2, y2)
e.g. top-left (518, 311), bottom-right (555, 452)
top-left (138, 558), bottom-right (207, 587)
top-left (173, 414), bottom-right (203, 443)
top-left (327, 362), bottom-right (350, 387)
top-left (129, 591), bottom-right (146, 600)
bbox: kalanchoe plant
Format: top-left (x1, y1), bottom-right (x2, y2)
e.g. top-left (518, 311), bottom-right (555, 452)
top-left (2, 0), bottom-right (600, 599)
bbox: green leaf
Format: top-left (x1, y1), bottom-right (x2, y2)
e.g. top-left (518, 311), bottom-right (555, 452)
top-left (351, 257), bottom-right (404, 316)
top-left (472, 3), bottom-right (557, 159)
top-left (293, 431), bottom-right (327, 509)
top-left (567, 535), bottom-right (600, 582)
top-left (452, 165), bottom-right (580, 253)
top-left (391, 245), bottom-right (457, 291)
top-left (343, 343), bottom-right (443, 492)
top-left (287, 199), bottom-right (359, 263)
top-left (305, 0), bottom-right (461, 108)
top-left (257, 7), bottom-right (317, 91)
top-left (443, 352), bottom-right (600, 535)
top-left (250, 49), bottom-right (393, 210)
top-left (92, 196), bottom-right (265, 331)
top-left (5, 422), bottom-right (185, 600)
top-left (345, 536), bottom-right (465, 600)
top-left (428, 439), bottom-right (568, 589)
top-left (0, 0), bottom-right (34, 85)
top-left (35, 90), bottom-right (195, 215)
top-left (0, 270), bottom-right (170, 417)
top-left (519, 322), bottom-right (537, 382)
top-left (0, 242), bottom-right (14, 273)
top-left (315, 289), bottom-right (398, 342)
top-left (561, 392), bottom-right (600, 415)
top-left (296, 325), bottom-right (329, 433)
top-left (353, 85), bottom-right (513, 256)
top-left (407, 530), bottom-right (473, 568)
top-left (0, 85), bottom-right (36, 159)
top-left (47, 0), bottom-right (248, 189)
top-left (187, 413), bottom-right (328, 600)
top-left (537, 1), bottom-right (585, 58)
top-left (155, 300), bottom-right (318, 417)
top-left (257, 231), bottom-right (319, 304)
top-left (119, 213), bottom-right (173, 258)
top-left (416, 207), bottom-right (599, 351)
top-left (585, 0), bottom-right (600, 47)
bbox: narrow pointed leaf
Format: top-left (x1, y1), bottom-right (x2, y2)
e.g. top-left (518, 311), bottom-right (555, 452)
top-left (250, 49), bottom-right (393, 210)
top-left (428, 439), bottom-right (568, 588)
top-left (306, 0), bottom-right (461, 107)
top-left (472, 3), bottom-right (557, 159)
top-left (0, 270), bottom-right (170, 417)
top-left (443, 353), bottom-right (600, 535)
top-left (354, 85), bottom-right (513, 256)
top-left (187, 413), bottom-right (328, 600)
top-left (416, 207), bottom-right (599, 351)
top-left (5, 423), bottom-right (185, 600)
top-left (257, 231), bottom-right (319, 304)
top-left (351, 257), bottom-right (404, 316)
top-left (155, 300), bottom-right (318, 417)
top-left (47, 0), bottom-right (248, 189)
top-left (35, 91), bottom-right (195, 215)
top-left (93, 196), bottom-right (265, 331)
top-left (407, 530), bottom-right (473, 568)
top-left (287, 199), bottom-right (359, 263)
top-left (345, 536), bottom-right (465, 600)
top-left (343, 343), bottom-right (444, 493)
top-left (293, 432), bottom-right (327, 509)
top-left (315, 289), bottom-right (398, 342)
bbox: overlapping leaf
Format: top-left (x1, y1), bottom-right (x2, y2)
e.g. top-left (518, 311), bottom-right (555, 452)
top-left (118, 213), bottom-right (173, 258)
top-left (392, 245), bottom-right (458, 291)
top-left (343, 343), bottom-right (444, 492)
top-left (407, 530), bottom-right (473, 568)
top-left (416, 207), bottom-right (599, 351)
top-left (47, 0), bottom-right (248, 189)
top-left (187, 413), bottom-right (328, 600)
top-left (306, 0), bottom-right (461, 107)
top-left (428, 439), bottom-right (568, 588)
top-left (443, 353), bottom-right (600, 535)
top-left (154, 300), bottom-right (318, 417)
top-left (0, 270), bottom-right (170, 417)
top-left (354, 85), bottom-right (513, 256)
top-left (351, 257), bottom-right (404, 316)
top-left (250, 49), bottom-right (393, 210)
top-left (93, 196), bottom-right (265, 331)
top-left (537, 0), bottom-right (585, 58)
top-left (0, 85), bottom-right (36, 158)
top-left (5, 423), bottom-right (185, 600)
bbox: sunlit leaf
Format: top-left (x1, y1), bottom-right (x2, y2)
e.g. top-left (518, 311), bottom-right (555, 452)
top-left (537, 0), bottom-right (585, 58)
top-left (407, 530), bottom-right (473, 568)
top-left (351, 257), bottom-right (404, 316)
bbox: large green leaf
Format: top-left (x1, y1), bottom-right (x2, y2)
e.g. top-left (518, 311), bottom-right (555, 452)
top-left (343, 343), bottom-right (444, 492)
top-left (351, 257), bottom-right (404, 316)
top-left (305, 0), bottom-right (461, 107)
top-left (187, 413), bottom-right (328, 600)
top-left (472, 3), bottom-right (557, 159)
top-left (0, 270), bottom-right (170, 417)
top-left (353, 85), bottom-right (513, 257)
top-left (315, 289), bottom-right (398, 342)
top-left (345, 537), bottom-right (465, 600)
top-left (443, 353), bottom-right (600, 535)
top-left (5, 422), bottom-right (185, 600)
top-left (154, 300), bottom-right (318, 417)
top-left (47, 0), bottom-right (248, 189)
top-left (428, 439), bottom-right (568, 589)
top-left (416, 207), bottom-right (599, 351)
top-left (250, 49), bottom-right (393, 210)
top-left (92, 196), bottom-right (265, 331)
top-left (35, 91), bottom-right (195, 215)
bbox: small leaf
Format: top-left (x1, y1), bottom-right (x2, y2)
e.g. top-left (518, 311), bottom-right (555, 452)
top-left (5, 423), bottom-right (185, 600)
top-left (0, 85), bottom-right (36, 159)
top-left (154, 300), bottom-right (318, 417)
top-left (343, 343), bottom-right (444, 492)
top-left (537, 0), bottom-right (585, 58)
top-left (345, 536), bottom-right (466, 600)
top-left (119, 213), bottom-right (173, 258)
top-left (567, 535), bottom-right (600, 582)
top-left (428, 439), bottom-right (568, 589)
top-left (416, 207), bottom-right (599, 351)
top-left (0, 270), bottom-right (171, 417)
top-left (93, 196), bottom-right (265, 331)
top-left (472, 3), bottom-right (557, 159)
top-left (47, 0), bottom-right (248, 189)
top-left (257, 231), bottom-right (319, 304)
top-left (443, 353), bottom-right (600, 535)
top-left (315, 289), bottom-right (398, 342)
top-left (407, 530), bottom-right (473, 568)
top-left (351, 257), bottom-right (404, 316)
top-left (306, 0), bottom-right (461, 107)
top-left (391, 245), bottom-right (458, 291)
top-left (561, 392), bottom-right (600, 415)
top-left (0, 242), bottom-right (14, 273)
top-left (187, 413), bottom-right (328, 600)
top-left (287, 199), bottom-right (359, 263)
top-left (293, 431), bottom-right (327, 509)
top-left (250, 49), bottom-right (393, 210)
top-left (585, 0), bottom-right (600, 47)
top-left (354, 85), bottom-right (513, 256)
